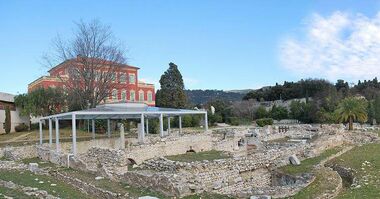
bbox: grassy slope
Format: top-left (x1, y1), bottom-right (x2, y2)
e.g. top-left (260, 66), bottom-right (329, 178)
top-left (0, 170), bottom-right (90, 199)
top-left (278, 146), bottom-right (344, 199)
top-left (0, 186), bottom-right (35, 199)
top-left (165, 150), bottom-right (230, 162)
top-left (280, 146), bottom-right (343, 175)
top-left (329, 143), bottom-right (380, 199)
top-left (289, 167), bottom-right (340, 199)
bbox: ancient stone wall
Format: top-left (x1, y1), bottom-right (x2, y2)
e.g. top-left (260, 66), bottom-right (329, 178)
top-left (73, 147), bottom-right (129, 179)
top-left (122, 170), bottom-right (191, 197)
top-left (3, 145), bottom-right (37, 160)
top-left (125, 134), bottom-right (214, 164)
top-left (53, 137), bottom-right (124, 154)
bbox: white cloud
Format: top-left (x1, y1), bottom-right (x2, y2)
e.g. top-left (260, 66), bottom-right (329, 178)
top-left (280, 11), bottom-right (380, 82)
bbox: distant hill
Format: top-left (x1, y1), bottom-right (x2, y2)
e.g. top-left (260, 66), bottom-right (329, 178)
top-left (225, 89), bottom-right (254, 94)
top-left (185, 89), bottom-right (245, 105)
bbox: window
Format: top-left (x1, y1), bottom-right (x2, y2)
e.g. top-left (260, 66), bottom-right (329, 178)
top-left (120, 73), bottom-right (127, 83)
top-left (111, 72), bottom-right (116, 82)
top-left (121, 90), bottom-right (127, 102)
top-left (95, 70), bottom-right (101, 81)
top-left (129, 74), bottom-right (136, 84)
top-left (112, 89), bottom-right (117, 101)
top-left (139, 91), bottom-right (144, 101)
top-left (147, 91), bottom-right (153, 102)
top-left (130, 90), bottom-right (135, 101)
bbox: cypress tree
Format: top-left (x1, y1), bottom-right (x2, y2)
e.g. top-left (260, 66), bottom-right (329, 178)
top-left (156, 62), bottom-right (187, 108)
top-left (4, 106), bottom-right (11, 134)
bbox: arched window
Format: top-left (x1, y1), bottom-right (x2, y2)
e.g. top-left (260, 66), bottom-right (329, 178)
top-left (129, 73), bottom-right (136, 84)
top-left (120, 73), bottom-right (127, 83)
top-left (130, 90), bottom-right (135, 101)
top-left (112, 89), bottom-right (117, 101)
top-left (121, 90), bottom-right (127, 102)
top-left (139, 90), bottom-right (144, 101)
top-left (147, 91), bottom-right (153, 102)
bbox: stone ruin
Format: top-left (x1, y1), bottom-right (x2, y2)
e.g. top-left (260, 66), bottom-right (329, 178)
top-left (2, 123), bottom-right (378, 198)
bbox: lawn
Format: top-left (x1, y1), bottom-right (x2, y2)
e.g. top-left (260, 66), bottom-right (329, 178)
top-left (328, 143), bottom-right (380, 199)
top-left (165, 150), bottom-right (230, 162)
top-left (279, 146), bottom-right (344, 175)
top-left (289, 167), bottom-right (341, 199)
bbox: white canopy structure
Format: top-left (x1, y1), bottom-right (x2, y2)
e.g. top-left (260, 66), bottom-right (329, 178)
top-left (38, 103), bottom-right (208, 155)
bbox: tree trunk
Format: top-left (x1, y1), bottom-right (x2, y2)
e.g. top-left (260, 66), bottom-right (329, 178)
top-left (349, 116), bottom-right (353, 130)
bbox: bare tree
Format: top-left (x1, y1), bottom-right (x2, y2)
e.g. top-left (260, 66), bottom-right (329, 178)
top-left (43, 20), bottom-right (126, 110)
top-left (231, 99), bottom-right (256, 120)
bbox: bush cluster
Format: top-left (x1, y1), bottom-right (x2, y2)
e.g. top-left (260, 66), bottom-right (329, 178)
top-left (15, 123), bottom-right (28, 132)
top-left (256, 118), bottom-right (273, 127)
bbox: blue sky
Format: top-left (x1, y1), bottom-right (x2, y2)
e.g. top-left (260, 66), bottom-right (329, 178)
top-left (1, 0), bottom-right (380, 94)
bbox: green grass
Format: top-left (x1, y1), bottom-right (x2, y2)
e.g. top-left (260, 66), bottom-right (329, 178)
top-left (59, 167), bottom-right (167, 198)
top-left (0, 170), bottom-right (91, 199)
top-left (0, 185), bottom-right (35, 199)
top-left (328, 143), bottom-right (380, 198)
top-left (183, 192), bottom-right (235, 199)
top-left (166, 150), bottom-right (230, 162)
top-left (288, 167), bottom-right (340, 199)
top-left (21, 157), bottom-right (57, 168)
top-left (280, 146), bottom-right (343, 175)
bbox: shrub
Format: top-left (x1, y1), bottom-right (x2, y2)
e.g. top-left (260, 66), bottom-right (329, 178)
top-left (15, 123), bottom-right (28, 132)
top-left (256, 118), bottom-right (273, 127)
top-left (227, 117), bottom-right (241, 126)
top-left (147, 119), bottom-right (159, 134)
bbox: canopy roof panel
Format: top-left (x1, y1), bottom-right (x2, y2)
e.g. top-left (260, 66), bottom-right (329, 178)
top-left (41, 103), bottom-right (206, 120)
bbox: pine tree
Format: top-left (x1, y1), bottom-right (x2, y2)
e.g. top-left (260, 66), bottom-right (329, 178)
top-left (156, 62), bottom-right (187, 108)
top-left (4, 106), bottom-right (11, 134)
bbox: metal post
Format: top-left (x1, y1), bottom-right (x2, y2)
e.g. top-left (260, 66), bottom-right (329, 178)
top-left (146, 118), bottom-right (149, 135)
top-left (120, 124), bottom-right (125, 149)
top-left (92, 119), bottom-right (95, 139)
top-left (87, 119), bottom-right (90, 133)
top-left (39, 120), bottom-right (43, 145)
top-left (179, 116), bottom-right (182, 134)
top-left (72, 114), bottom-right (77, 155)
top-left (107, 119), bottom-right (111, 138)
top-left (159, 114), bottom-right (164, 137)
top-left (48, 118), bottom-right (52, 147)
top-left (204, 113), bottom-right (208, 131)
top-left (55, 118), bottom-right (60, 152)
top-left (139, 114), bottom-right (145, 144)
top-left (167, 117), bottom-right (171, 134)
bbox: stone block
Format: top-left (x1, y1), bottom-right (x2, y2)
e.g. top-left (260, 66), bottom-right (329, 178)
top-left (28, 162), bottom-right (39, 173)
top-left (289, 155), bottom-right (301, 165)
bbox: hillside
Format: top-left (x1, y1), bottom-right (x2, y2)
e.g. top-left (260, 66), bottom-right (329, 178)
top-left (185, 89), bottom-right (245, 105)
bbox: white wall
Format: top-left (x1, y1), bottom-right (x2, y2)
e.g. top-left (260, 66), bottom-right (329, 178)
top-left (0, 107), bottom-right (29, 133)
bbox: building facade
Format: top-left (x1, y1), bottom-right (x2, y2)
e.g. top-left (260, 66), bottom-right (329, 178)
top-left (0, 92), bottom-right (29, 133)
top-left (28, 57), bottom-right (155, 106)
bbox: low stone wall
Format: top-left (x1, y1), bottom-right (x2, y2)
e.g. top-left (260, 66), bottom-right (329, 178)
top-left (125, 134), bottom-right (214, 164)
top-left (52, 137), bottom-right (124, 154)
top-left (50, 170), bottom-right (122, 198)
top-left (75, 147), bottom-right (128, 179)
top-left (212, 136), bottom-right (240, 152)
top-left (0, 179), bottom-right (59, 199)
top-left (3, 145), bottom-right (37, 160)
top-left (122, 170), bottom-right (190, 197)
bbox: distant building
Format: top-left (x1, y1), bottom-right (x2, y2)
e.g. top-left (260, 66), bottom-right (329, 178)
top-left (28, 56), bottom-right (155, 106)
top-left (0, 92), bottom-right (29, 133)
